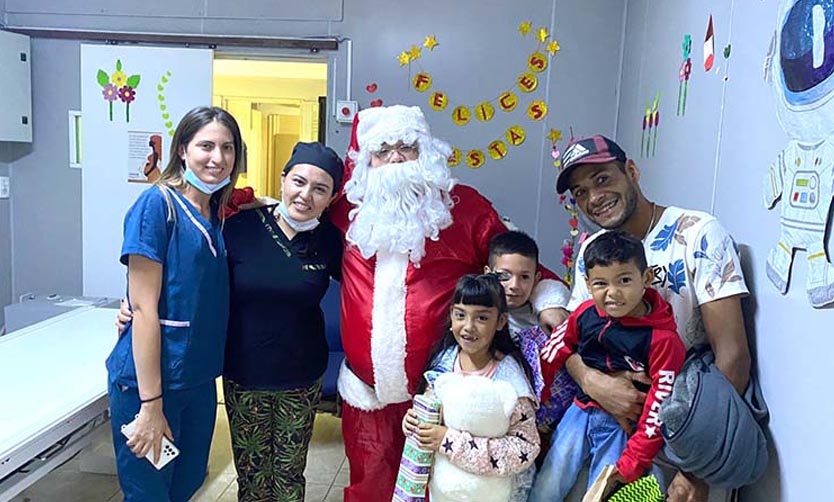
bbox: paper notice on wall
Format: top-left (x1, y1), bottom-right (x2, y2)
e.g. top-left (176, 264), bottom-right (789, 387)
top-left (127, 131), bottom-right (164, 183)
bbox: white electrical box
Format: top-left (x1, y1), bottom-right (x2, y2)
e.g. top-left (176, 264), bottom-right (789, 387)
top-left (335, 100), bottom-right (358, 123)
top-left (0, 30), bottom-right (32, 143)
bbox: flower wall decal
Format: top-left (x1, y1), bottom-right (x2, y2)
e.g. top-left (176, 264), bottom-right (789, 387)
top-left (102, 84), bottom-right (118, 103)
top-left (97, 59), bottom-right (141, 122)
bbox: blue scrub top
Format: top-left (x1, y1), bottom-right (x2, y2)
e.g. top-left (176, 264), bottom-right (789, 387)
top-left (107, 186), bottom-right (230, 391)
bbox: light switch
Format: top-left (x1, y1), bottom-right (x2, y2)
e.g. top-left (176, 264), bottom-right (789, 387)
top-left (0, 176), bottom-right (9, 199)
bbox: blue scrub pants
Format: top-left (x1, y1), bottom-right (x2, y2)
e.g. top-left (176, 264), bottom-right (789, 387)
top-left (109, 380), bottom-right (217, 502)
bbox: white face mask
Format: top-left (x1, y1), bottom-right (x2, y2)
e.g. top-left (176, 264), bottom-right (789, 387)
top-left (183, 163), bottom-right (231, 195)
top-left (274, 201), bottom-right (320, 232)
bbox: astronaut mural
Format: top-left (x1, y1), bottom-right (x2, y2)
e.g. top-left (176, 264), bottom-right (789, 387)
top-left (764, 0), bottom-right (834, 307)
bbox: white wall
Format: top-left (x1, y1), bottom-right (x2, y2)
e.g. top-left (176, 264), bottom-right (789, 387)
top-left (616, 1), bottom-right (832, 500)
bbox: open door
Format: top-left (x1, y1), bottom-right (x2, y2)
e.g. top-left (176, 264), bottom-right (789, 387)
top-left (80, 44), bottom-right (213, 297)
top-left (212, 58), bottom-right (327, 199)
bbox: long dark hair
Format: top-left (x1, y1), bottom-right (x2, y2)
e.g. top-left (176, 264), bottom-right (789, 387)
top-left (420, 273), bottom-right (535, 392)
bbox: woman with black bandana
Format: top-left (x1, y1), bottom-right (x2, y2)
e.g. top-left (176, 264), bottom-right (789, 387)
top-left (221, 141), bottom-right (344, 501)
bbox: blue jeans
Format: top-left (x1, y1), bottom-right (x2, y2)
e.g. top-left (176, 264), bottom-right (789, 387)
top-left (529, 403), bottom-right (628, 502)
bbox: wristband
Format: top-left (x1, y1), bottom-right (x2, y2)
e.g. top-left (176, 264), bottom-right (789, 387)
top-left (140, 394), bottom-right (163, 404)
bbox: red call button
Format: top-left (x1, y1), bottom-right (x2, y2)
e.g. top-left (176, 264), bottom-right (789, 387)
top-left (341, 107), bottom-right (351, 116)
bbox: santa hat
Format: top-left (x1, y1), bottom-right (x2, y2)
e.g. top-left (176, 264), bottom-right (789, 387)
top-left (354, 105), bottom-right (431, 152)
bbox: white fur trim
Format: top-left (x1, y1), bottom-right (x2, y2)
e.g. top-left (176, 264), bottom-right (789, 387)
top-left (370, 250), bottom-right (413, 404)
top-left (356, 105), bottom-right (430, 152)
top-left (530, 278), bottom-right (570, 313)
top-left (337, 360), bottom-right (386, 411)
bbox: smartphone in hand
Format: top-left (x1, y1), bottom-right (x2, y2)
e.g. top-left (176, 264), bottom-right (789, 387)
top-left (121, 416), bottom-right (180, 470)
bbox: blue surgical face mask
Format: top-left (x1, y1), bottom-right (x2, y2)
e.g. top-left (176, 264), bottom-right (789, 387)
top-left (183, 162), bottom-right (231, 195)
top-left (274, 201), bottom-right (320, 232)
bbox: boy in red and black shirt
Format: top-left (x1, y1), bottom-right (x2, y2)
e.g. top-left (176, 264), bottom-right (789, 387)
top-left (529, 230), bottom-right (685, 500)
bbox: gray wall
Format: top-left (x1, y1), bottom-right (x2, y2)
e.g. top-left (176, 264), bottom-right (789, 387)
top-left (2, 0), bottom-right (624, 301)
top-left (0, 159), bottom-right (9, 329)
top-left (5, 0), bottom-right (342, 35)
top-left (0, 141), bottom-right (33, 331)
top-left (1, 1), bottom-right (7, 329)
top-left (9, 38), bottom-right (82, 300)
top-left (337, 0), bottom-right (625, 265)
top-left (618, 1), bottom-right (831, 500)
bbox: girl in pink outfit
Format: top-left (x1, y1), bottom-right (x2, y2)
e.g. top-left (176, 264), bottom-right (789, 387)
top-left (402, 273), bottom-right (540, 501)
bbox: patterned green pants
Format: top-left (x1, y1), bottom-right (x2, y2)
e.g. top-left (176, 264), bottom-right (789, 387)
top-left (223, 378), bottom-right (322, 502)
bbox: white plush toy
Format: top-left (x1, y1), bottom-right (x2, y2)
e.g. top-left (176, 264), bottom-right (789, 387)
top-left (429, 373), bottom-right (519, 502)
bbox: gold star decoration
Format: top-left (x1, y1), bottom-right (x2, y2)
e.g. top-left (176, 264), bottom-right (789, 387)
top-left (519, 21), bottom-right (532, 36)
top-left (538, 27), bottom-right (550, 43)
top-left (423, 35), bottom-right (439, 50)
top-left (546, 39), bottom-right (561, 56)
top-left (409, 45), bottom-right (422, 61)
top-left (397, 51), bottom-right (411, 66)
top-left (547, 128), bottom-right (563, 143)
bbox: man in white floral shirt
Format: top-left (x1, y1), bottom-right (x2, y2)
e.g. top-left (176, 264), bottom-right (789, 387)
top-left (550, 135), bottom-right (751, 502)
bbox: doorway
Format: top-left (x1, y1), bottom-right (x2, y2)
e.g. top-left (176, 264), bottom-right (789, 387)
top-left (212, 58), bottom-right (327, 199)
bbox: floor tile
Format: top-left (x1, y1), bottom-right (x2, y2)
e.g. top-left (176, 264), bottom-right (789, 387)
top-left (7, 404), bottom-right (347, 502)
top-left (106, 492), bottom-right (124, 502)
top-left (192, 405), bottom-right (237, 501)
top-left (325, 484), bottom-right (346, 502)
top-left (304, 414), bottom-right (346, 486)
top-left (214, 480), bottom-right (239, 502)
top-left (191, 471), bottom-right (235, 502)
top-left (10, 457), bottom-right (121, 502)
top-left (206, 405), bottom-right (234, 475)
top-left (334, 462), bottom-right (350, 488)
top-left (305, 482), bottom-right (332, 502)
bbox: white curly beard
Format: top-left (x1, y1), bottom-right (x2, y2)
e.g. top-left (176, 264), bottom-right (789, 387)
top-left (344, 156), bottom-right (455, 265)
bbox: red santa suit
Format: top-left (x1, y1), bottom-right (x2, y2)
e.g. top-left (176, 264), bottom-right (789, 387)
top-left (330, 106), bottom-right (568, 501)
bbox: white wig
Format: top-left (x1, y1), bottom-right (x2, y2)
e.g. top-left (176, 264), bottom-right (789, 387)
top-left (343, 105), bottom-right (457, 264)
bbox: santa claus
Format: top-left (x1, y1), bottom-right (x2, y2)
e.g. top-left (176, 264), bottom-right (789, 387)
top-left (329, 105), bottom-right (569, 501)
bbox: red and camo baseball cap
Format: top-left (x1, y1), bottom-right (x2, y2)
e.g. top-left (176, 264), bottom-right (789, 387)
top-left (556, 135), bottom-right (627, 194)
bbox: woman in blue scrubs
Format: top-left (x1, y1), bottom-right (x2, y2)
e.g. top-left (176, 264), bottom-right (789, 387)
top-left (118, 142), bottom-right (345, 501)
top-left (106, 106), bottom-right (244, 501)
